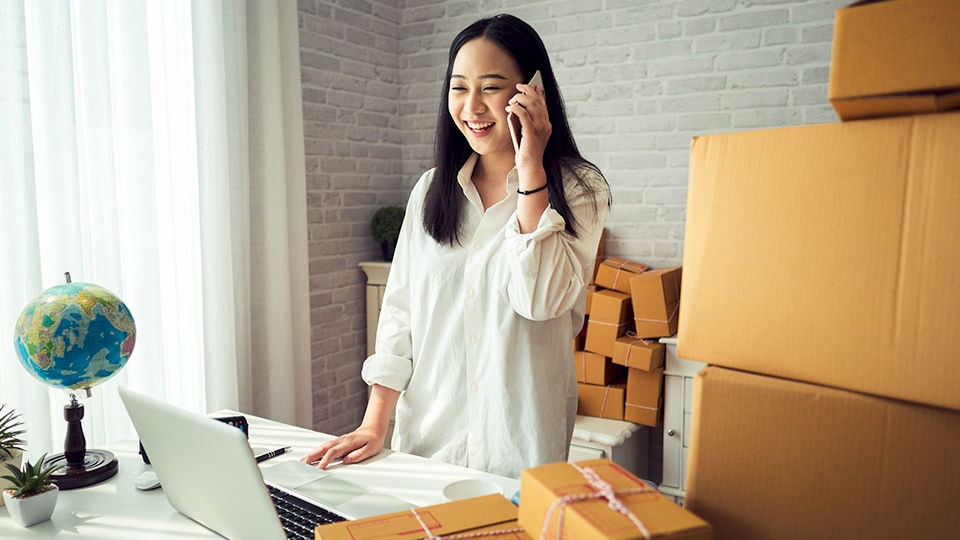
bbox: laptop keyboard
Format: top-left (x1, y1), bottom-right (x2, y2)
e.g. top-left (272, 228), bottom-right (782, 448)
top-left (268, 484), bottom-right (347, 539)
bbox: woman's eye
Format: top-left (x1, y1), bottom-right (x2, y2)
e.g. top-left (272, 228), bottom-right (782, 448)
top-left (484, 86), bottom-right (501, 92)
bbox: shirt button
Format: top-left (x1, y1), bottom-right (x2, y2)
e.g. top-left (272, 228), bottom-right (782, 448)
top-left (475, 242), bottom-right (484, 250)
top-left (468, 289), bottom-right (477, 298)
top-left (470, 336), bottom-right (479, 344)
top-left (471, 383), bottom-right (479, 391)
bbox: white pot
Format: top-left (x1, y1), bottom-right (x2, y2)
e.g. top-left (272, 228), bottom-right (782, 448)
top-left (0, 449), bottom-right (23, 507)
top-left (3, 484), bottom-right (59, 527)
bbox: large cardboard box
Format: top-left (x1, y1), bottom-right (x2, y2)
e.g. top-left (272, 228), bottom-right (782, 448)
top-left (519, 458), bottom-right (711, 539)
top-left (680, 111), bottom-right (960, 412)
top-left (315, 493), bottom-right (522, 539)
top-left (828, 0), bottom-right (960, 120)
top-left (629, 267), bottom-right (681, 339)
top-left (686, 366), bottom-right (960, 540)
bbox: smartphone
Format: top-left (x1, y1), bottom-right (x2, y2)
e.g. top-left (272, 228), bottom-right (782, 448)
top-left (508, 70), bottom-right (543, 152)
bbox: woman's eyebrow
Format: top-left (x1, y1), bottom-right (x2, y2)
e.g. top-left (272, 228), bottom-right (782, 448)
top-left (450, 73), bottom-right (510, 81)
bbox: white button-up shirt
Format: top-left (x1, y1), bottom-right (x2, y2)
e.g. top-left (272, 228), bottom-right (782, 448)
top-left (362, 154), bottom-right (609, 478)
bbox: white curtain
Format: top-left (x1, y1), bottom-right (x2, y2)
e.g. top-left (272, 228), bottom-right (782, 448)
top-left (0, 0), bottom-right (312, 461)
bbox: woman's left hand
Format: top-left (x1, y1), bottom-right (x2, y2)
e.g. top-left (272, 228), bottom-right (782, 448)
top-left (507, 82), bottom-right (551, 168)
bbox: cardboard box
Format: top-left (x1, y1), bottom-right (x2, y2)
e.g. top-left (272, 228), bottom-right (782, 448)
top-left (314, 493), bottom-right (522, 539)
top-left (585, 284), bottom-right (597, 316)
top-left (519, 459), bottom-right (711, 539)
top-left (577, 381), bottom-right (625, 421)
top-left (585, 289), bottom-right (633, 358)
top-left (686, 366), bottom-right (960, 540)
top-left (629, 267), bottom-right (681, 339)
top-left (572, 317), bottom-right (588, 351)
top-left (680, 111), bottom-right (960, 412)
top-left (574, 350), bottom-right (623, 386)
top-left (624, 367), bottom-right (663, 427)
top-left (612, 335), bottom-right (664, 371)
top-left (595, 257), bottom-right (650, 294)
top-left (828, 0), bottom-right (960, 120)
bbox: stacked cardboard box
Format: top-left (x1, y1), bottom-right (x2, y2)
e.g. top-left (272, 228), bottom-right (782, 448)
top-left (680, 2), bottom-right (960, 538)
top-left (575, 249), bottom-right (680, 426)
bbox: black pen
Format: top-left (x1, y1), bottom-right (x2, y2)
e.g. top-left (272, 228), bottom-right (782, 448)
top-left (255, 446), bottom-right (291, 463)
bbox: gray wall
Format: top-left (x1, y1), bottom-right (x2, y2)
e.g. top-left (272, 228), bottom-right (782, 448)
top-left (299, 0), bottom-right (847, 457)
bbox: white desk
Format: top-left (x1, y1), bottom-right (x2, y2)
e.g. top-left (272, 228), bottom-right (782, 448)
top-left (0, 411), bottom-right (520, 538)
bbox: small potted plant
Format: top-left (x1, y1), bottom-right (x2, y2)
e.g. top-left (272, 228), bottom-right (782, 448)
top-left (371, 205), bottom-right (405, 261)
top-left (2, 453), bottom-right (64, 527)
top-left (0, 404), bottom-right (26, 506)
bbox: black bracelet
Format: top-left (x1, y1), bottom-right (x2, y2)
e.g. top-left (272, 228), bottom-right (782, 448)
top-left (517, 183), bottom-right (548, 195)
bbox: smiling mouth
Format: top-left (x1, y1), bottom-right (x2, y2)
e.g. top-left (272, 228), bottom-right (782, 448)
top-left (465, 121), bottom-right (494, 134)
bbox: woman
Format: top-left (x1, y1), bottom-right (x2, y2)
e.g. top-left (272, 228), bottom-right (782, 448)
top-left (304, 14), bottom-right (609, 479)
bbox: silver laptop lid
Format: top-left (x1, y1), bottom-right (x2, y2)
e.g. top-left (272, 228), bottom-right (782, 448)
top-left (118, 386), bottom-right (287, 540)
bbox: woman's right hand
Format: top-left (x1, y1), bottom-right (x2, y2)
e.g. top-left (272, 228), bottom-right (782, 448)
top-left (301, 424), bottom-right (386, 470)
top-left (300, 383), bottom-right (400, 470)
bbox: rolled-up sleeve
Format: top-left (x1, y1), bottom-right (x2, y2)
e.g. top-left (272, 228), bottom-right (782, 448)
top-left (360, 174), bottom-right (425, 392)
top-left (504, 171), bottom-right (609, 321)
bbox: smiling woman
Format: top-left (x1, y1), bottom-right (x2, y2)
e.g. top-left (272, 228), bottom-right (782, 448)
top-left (303, 14), bottom-right (610, 479)
top-left (0, 0), bottom-right (311, 455)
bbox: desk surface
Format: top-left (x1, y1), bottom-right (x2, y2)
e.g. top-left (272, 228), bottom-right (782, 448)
top-left (0, 410), bottom-right (520, 538)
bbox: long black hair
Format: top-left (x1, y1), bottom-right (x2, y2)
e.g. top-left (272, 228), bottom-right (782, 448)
top-left (423, 14), bottom-right (608, 246)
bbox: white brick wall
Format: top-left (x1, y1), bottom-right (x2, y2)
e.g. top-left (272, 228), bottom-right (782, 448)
top-left (299, 0), bottom-right (849, 435)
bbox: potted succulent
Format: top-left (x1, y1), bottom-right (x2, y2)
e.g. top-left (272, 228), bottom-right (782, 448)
top-left (2, 453), bottom-right (64, 527)
top-left (0, 404), bottom-right (26, 506)
top-left (371, 205), bottom-right (405, 261)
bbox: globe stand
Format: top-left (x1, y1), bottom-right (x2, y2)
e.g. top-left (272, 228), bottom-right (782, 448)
top-left (47, 392), bottom-right (118, 490)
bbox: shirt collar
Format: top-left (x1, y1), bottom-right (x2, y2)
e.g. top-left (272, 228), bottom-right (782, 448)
top-left (456, 154), bottom-right (520, 211)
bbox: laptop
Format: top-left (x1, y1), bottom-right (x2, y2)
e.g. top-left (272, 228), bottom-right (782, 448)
top-left (118, 386), bottom-right (416, 540)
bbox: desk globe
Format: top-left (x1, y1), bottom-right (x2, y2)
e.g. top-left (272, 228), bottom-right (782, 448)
top-left (12, 273), bottom-right (136, 489)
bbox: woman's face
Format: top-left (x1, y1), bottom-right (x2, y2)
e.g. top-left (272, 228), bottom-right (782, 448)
top-left (448, 38), bottom-right (523, 158)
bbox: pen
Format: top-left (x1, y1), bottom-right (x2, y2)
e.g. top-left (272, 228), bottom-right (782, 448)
top-left (255, 446), bottom-right (291, 463)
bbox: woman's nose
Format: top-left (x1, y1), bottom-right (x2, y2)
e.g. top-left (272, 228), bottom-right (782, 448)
top-left (466, 92), bottom-right (486, 113)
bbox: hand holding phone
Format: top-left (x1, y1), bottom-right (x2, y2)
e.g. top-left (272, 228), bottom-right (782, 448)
top-left (508, 70), bottom-right (543, 152)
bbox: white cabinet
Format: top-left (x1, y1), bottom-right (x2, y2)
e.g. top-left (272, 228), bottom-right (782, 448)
top-left (569, 415), bottom-right (649, 480)
top-left (359, 261), bottom-right (391, 356)
top-left (659, 336), bottom-right (706, 505)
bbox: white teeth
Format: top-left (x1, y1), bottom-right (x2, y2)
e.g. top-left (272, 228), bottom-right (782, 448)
top-left (466, 121), bottom-right (493, 132)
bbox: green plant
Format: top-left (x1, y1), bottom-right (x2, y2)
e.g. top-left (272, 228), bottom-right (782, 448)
top-left (0, 405), bottom-right (26, 460)
top-left (2, 453), bottom-right (63, 498)
top-left (371, 205), bottom-right (405, 244)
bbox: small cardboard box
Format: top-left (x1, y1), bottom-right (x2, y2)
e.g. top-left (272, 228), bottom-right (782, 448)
top-left (585, 284), bottom-right (597, 315)
top-left (519, 459), bottom-right (711, 539)
top-left (595, 257), bottom-right (650, 294)
top-left (680, 111), bottom-right (960, 412)
top-left (612, 336), bottom-right (664, 371)
top-left (629, 267), bottom-right (681, 339)
top-left (577, 381), bottom-right (626, 420)
top-left (314, 493), bottom-right (521, 539)
top-left (828, 0), bottom-right (960, 120)
top-left (572, 317), bottom-right (588, 352)
top-left (687, 366), bottom-right (960, 540)
top-left (575, 351), bottom-right (624, 386)
top-left (585, 289), bottom-right (633, 358)
top-left (624, 367), bottom-right (664, 427)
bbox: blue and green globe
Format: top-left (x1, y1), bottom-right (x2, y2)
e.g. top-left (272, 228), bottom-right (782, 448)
top-left (13, 281), bottom-right (135, 391)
